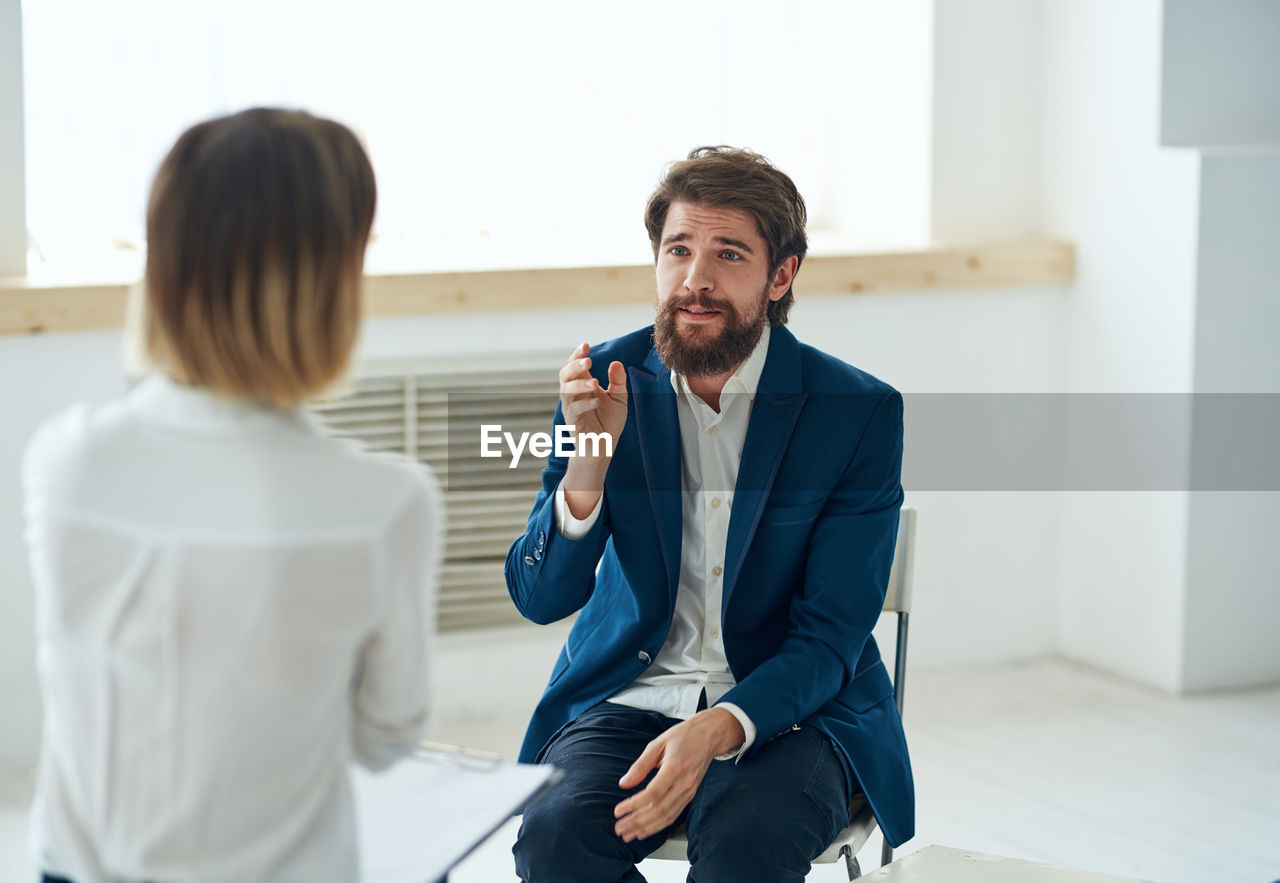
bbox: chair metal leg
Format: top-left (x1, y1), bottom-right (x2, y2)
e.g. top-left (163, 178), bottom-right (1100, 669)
top-left (892, 611), bottom-right (910, 717)
top-left (842, 846), bottom-right (862, 880)
top-left (881, 841), bottom-right (893, 867)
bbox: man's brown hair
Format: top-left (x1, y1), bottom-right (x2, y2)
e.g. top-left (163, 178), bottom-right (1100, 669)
top-left (142, 107), bottom-right (376, 406)
top-left (644, 145), bottom-right (807, 326)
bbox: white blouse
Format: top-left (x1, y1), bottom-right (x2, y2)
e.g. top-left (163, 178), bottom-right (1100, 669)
top-left (22, 375), bottom-right (442, 883)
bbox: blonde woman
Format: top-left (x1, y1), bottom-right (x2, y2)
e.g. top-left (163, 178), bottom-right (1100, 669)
top-left (22, 108), bottom-right (442, 883)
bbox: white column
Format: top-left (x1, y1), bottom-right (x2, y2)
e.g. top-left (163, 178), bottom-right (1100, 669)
top-left (1040, 0), bottom-right (1200, 692)
top-left (1162, 0), bottom-right (1280, 147)
top-left (1163, 0), bottom-right (1280, 689)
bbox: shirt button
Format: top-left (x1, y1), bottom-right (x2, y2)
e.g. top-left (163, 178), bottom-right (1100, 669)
top-left (707, 425), bottom-right (718, 436)
top-left (638, 651), bottom-right (652, 664)
top-left (711, 497), bottom-right (721, 508)
top-left (712, 566), bottom-right (723, 577)
top-left (710, 628), bottom-right (720, 640)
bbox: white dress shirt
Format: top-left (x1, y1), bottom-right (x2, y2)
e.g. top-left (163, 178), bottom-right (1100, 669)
top-left (555, 325), bottom-right (772, 757)
top-left (22, 375), bottom-right (442, 883)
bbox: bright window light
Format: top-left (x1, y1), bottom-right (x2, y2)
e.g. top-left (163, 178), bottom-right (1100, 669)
top-left (20, 0), bottom-right (931, 277)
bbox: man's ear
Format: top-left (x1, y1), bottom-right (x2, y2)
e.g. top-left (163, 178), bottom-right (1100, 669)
top-left (768, 255), bottom-right (799, 302)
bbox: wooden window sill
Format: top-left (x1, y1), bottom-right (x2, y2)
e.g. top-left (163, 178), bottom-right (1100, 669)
top-left (0, 239), bottom-right (1074, 336)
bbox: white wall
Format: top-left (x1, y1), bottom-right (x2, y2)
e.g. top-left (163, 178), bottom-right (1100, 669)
top-left (932, 0), bottom-right (1043, 241)
top-left (923, 0), bottom-right (1068, 669)
top-left (929, 0), bottom-right (1233, 694)
top-left (1038, 0), bottom-right (1201, 691)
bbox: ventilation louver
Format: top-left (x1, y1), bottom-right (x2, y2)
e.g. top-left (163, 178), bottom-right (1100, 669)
top-left (309, 354), bottom-right (564, 630)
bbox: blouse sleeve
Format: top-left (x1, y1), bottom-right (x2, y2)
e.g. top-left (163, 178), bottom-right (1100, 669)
top-left (350, 467), bottom-right (444, 770)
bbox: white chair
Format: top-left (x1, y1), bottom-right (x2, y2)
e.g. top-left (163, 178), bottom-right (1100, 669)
top-left (647, 506), bottom-right (917, 881)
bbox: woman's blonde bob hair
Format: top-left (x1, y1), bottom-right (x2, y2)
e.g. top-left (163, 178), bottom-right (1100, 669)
top-left (142, 107), bottom-right (376, 407)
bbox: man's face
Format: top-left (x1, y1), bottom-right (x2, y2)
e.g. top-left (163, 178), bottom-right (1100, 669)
top-left (653, 200), bottom-right (792, 378)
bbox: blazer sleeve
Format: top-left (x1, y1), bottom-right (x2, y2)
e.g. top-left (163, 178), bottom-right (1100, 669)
top-left (719, 390), bottom-right (904, 757)
top-left (505, 401), bottom-right (612, 625)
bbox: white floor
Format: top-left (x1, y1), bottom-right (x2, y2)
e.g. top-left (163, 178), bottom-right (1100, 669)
top-left (4, 657), bottom-right (1278, 882)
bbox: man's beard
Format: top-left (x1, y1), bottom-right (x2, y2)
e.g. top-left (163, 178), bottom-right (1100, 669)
top-left (653, 287), bottom-right (769, 377)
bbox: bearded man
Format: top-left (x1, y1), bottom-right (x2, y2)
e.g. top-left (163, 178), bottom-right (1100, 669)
top-left (506, 146), bottom-right (913, 882)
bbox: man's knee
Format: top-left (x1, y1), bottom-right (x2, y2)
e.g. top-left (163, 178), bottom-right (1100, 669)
top-left (514, 786), bottom-right (639, 882)
top-left (684, 731), bottom-right (851, 881)
top-left (515, 787), bottom-right (606, 857)
top-left (686, 809), bottom-right (819, 881)
top-left (512, 704), bottom-right (679, 880)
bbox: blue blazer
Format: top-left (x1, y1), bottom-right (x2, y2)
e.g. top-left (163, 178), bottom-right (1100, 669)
top-left (505, 325), bottom-right (914, 847)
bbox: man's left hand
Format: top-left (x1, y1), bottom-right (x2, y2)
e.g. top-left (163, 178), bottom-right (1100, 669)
top-left (613, 706), bottom-right (746, 843)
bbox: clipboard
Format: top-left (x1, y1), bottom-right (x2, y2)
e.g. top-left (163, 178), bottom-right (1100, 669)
top-left (353, 742), bottom-right (561, 882)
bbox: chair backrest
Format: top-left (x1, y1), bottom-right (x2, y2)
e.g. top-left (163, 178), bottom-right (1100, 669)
top-left (882, 507), bottom-right (916, 615)
top-left (883, 506), bottom-right (915, 723)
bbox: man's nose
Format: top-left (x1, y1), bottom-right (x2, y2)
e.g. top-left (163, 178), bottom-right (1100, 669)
top-left (684, 255), bottom-right (714, 292)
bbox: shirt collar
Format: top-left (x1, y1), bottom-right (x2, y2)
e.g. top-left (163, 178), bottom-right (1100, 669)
top-left (669, 323), bottom-right (771, 403)
top-left (127, 373), bottom-right (305, 432)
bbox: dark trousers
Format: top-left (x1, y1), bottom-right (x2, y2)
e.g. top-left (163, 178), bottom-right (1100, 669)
top-left (514, 701), bottom-right (856, 883)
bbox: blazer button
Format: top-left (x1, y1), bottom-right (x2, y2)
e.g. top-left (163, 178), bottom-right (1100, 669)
top-left (638, 651), bottom-right (652, 664)
top-left (524, 556), bottom-right (536, 566)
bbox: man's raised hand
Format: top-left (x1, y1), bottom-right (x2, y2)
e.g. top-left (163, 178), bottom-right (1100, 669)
top-left (559, 343), bottom-right (627, 517)
top-left (558, 342), bottom-right (628, 447)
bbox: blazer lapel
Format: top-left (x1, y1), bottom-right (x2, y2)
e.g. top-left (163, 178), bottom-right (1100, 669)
top-left (629, 347), bottom-right (682, 602)
top-left (724, 327), bottom-right (807, 608)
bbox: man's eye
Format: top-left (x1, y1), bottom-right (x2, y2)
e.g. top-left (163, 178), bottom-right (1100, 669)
top-left (671, 246), bottom-right (690, 256)
top-left (721, 251), bottom-right (741, 261)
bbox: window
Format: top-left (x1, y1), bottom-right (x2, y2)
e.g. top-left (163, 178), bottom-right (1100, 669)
top-left (18, 0), bottom-right (931, 277)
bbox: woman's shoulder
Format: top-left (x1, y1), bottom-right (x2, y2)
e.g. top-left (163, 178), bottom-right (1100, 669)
top-left (23, 401), bottom-right (103, 483)
top-left (298, 422), bottom-right (443, 517)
